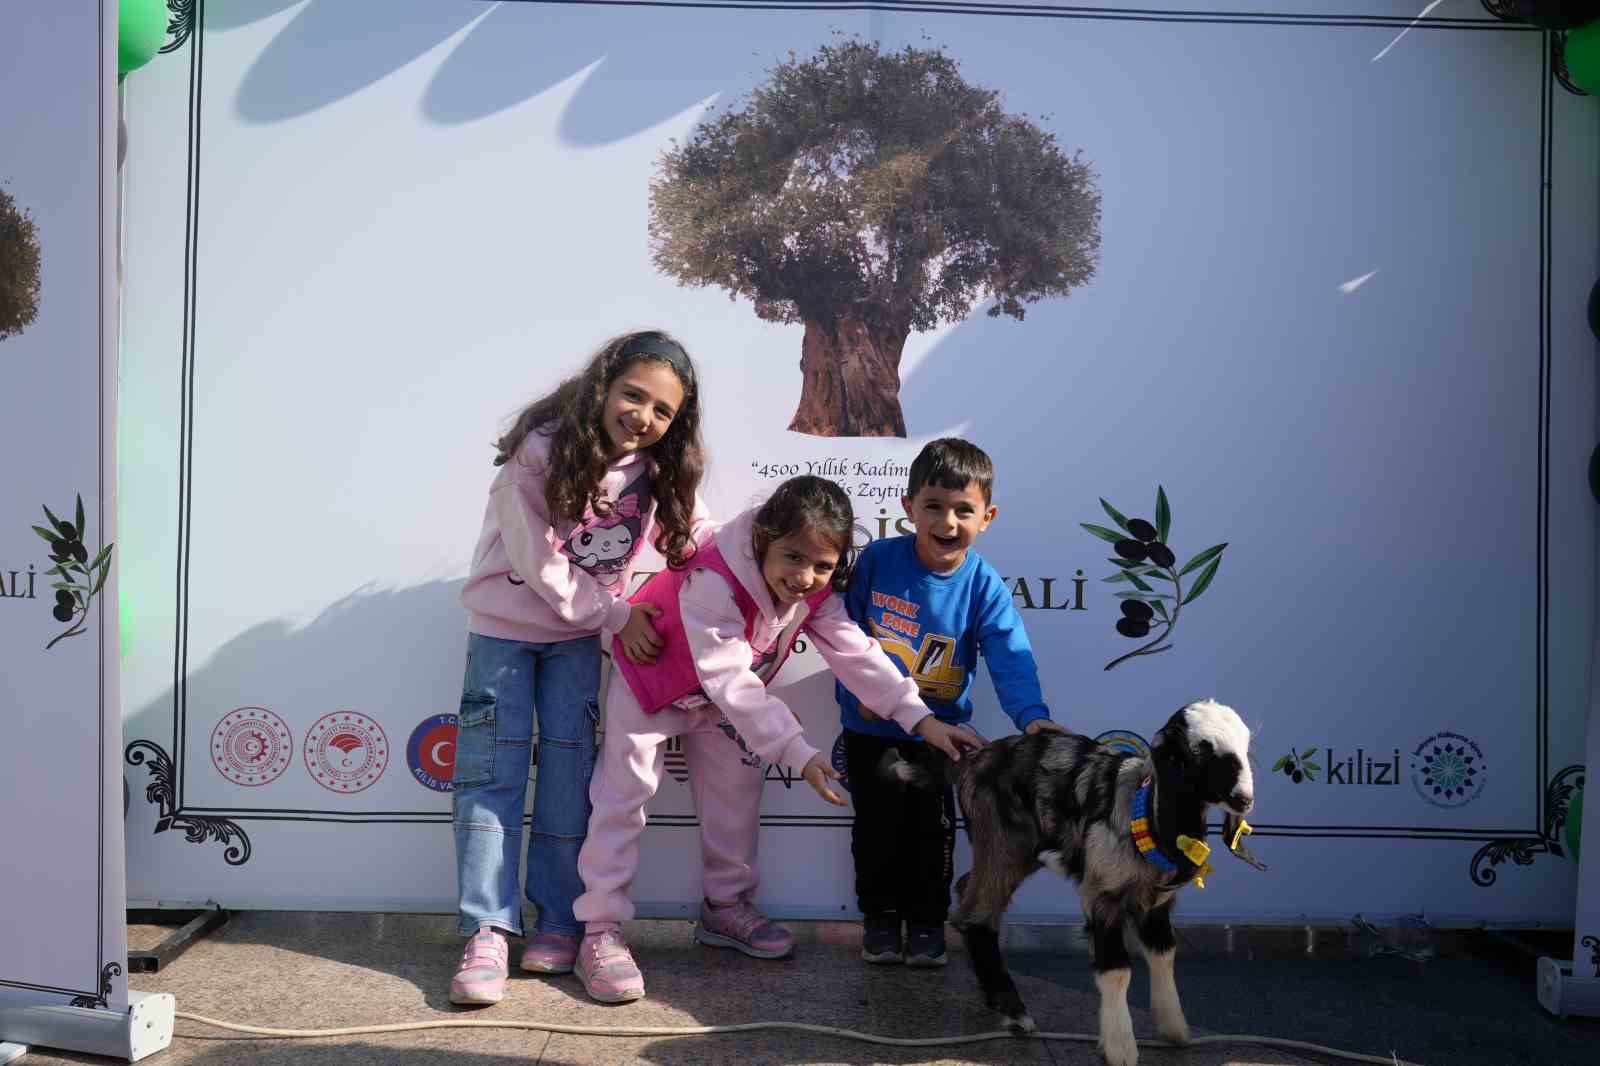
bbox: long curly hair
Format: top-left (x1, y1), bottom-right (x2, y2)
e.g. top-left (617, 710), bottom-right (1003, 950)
top-left (750, 475), bottom-right (857, 593)
top-left (494, 330), bottom-right (704, 569)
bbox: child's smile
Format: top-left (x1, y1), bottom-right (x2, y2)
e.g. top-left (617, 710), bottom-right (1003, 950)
top-left (601, 363), bottom-right (684, 458)
top-left (761, 527), bottom-right (842, 607)
top-left (903, 481), bottom-right (996, 574)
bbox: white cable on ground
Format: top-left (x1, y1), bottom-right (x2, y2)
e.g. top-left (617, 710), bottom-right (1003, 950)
top-left (173, 1010), bottom-right (1424, 1065)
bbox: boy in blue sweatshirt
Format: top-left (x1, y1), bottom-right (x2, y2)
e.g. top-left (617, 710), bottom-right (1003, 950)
top-left (837, 438), bottom-right (1063, 966)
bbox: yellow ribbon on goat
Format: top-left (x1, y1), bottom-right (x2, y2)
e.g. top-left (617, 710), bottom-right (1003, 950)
top-left (1175, 834), bottom-right (1210, 865)
top-left (1179, 820), bottom-right (1254, 888)
top-left (1175, 834), bottom-right (1213, 887)
top-left (1228, 818), bottom-right (1254, 852)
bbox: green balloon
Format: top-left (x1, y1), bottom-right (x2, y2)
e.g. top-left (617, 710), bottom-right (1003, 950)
top-left (1566, 784), bottom-right (1582, 864)
top-left (119, 0), bottom-right (167, 78)
top-left (1566, 24), bottom-right (1600, 96)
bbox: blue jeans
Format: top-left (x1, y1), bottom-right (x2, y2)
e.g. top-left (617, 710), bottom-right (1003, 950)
top-left (452, 632), bottom-right (600, 937)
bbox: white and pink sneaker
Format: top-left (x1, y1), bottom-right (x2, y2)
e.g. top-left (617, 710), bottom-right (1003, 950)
top-left (694, 896), bottom-right (794, 959)
top-left (576, 923), bottom-right (645, 1003)
top-left (449, 927), bottom-right (509, 1006)
top-left (520, 931), bottom-right (580, 974)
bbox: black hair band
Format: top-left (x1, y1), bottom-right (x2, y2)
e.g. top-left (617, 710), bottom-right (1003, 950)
top-left (618, 334), bottom-right (689, 365)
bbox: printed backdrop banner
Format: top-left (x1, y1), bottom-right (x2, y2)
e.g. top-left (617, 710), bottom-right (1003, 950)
top-left (1, 0), bottom-right (128, 1015)
top-left (119, 0), bottom-right (1594, 923)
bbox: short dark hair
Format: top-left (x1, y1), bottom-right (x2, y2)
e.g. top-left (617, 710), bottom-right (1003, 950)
top-left (906, 438), bottom-right (994, 504)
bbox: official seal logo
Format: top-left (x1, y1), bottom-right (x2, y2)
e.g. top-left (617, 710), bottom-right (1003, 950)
top-left (1409, 730), bottom-right (1486, 809)
top-left (304, 711), bottom-right (388, 794)
top-left (210, 706), bottom-right (292, 786)
top-left (406, 714), bottom-right (457, 792)
top-left (1095, 729), bottom-right (1152, 760)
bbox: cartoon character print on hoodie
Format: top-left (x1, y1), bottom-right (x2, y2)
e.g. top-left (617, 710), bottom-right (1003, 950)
top-left (556, 472), bottom-right (650, 590)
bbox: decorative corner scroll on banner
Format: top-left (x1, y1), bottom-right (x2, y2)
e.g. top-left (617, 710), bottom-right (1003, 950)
top-left (67, 962), bottom-right (121, 1010)
top-left (1470, 765), bottom-right (1585, 886)
top-left (158, 0), bottom-right (195, 54)
top-left (125, 740), bottom-right (254, 866)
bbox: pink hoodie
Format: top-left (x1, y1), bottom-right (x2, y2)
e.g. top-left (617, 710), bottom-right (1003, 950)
top-left (616, 509), bottom-right (933, 773)
top-left (460, 431), bottom-right (708, 645)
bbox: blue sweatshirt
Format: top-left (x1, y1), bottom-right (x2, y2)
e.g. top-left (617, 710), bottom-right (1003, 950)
top-left (836, 534), bottom-right (1051, 739)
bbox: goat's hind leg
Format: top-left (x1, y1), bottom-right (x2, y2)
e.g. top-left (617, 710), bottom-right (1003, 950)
top-left (1089, 906), bottom-right (1139, 1066)
top-left (951, 856), bottom-right (1037, 1033)
top-left (1135, 902), bottom-right (1188, 1045)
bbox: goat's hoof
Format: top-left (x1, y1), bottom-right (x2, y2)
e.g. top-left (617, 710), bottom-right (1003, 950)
top-left (1098, 1029), bottom-right (1139, 1066)
top-left (1003, 1012), bottom-right (1036, 1035)
top-left (1154, 1000), bottom-right (1189, 1044)
top-left (982, 988), bottom-right (1006, 1010)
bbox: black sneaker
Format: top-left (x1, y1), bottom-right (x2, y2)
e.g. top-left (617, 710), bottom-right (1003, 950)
top-left (905, 922), bottom-right (948, 967)
top-left (861, 912), bottom-right (903, 964)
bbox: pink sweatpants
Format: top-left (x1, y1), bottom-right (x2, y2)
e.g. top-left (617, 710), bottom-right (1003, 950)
top-left (573, 661), bottom-right (765, 924)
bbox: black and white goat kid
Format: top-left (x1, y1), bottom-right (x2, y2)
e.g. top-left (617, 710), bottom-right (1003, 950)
top-left (889, 700), bottom-right (1263, 1066)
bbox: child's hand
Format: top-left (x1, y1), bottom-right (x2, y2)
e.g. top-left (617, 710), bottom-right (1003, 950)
top-left (619, 602), bottom-right (664, 664)
top-left (857, 705), bottom-right (881, 720)
top-left (1025, 719), bottom-right (1067, 736)
top-left (802, 754), bottom-right (847, 806)
top-left (914, 716), bottom-right (985, 762)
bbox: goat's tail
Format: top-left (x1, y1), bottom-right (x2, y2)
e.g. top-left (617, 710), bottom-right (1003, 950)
top-left (881, 751), bottom-right (935, 786)
top-left (875, 745), bottom-right (964, 789)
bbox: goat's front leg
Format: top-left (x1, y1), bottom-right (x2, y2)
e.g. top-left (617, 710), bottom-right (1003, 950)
top-left (1135, 902), bottom-right (1188, 1045)
top-left (1089, 907), bottom-right (1138, 1066)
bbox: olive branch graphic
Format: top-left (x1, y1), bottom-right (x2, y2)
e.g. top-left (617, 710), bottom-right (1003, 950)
top-left (31, 494), bottom-right (112, 650)
top-left (1081, 487), bottom-right (1227, 671)
top-left (1272, 747), bottom-right (1321, 783)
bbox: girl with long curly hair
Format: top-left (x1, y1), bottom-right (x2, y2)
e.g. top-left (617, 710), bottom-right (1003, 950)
top-left (450, 330), bottom-right (708, 1005)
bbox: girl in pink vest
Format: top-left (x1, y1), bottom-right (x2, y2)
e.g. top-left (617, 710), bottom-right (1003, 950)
top-left (571, 475), bottom-right (981, 1003)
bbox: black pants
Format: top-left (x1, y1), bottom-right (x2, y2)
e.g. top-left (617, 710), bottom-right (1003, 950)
top-left (843, 728), bottom-right (956, 926)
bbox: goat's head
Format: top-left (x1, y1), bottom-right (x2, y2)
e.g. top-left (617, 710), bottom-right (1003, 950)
top-left (1150, 699), bottom-right (1254, 816)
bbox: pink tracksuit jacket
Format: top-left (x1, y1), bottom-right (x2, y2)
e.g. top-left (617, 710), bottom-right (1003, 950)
top-left (617, 507), bottom-right (934, 768)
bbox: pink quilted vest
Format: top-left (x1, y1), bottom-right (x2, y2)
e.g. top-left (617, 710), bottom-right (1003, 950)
top-left (613, 540), bottom-right (830, 714)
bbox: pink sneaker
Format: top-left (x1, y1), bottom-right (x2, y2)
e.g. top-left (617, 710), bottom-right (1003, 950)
top-left (449, 927), bottom-right (509, 1006)
top-left (576, 923), bottom-right (644, 1003)
top-left (694, 897), bottom-right (794, 959)
top-left (520, 930), bottom-right (580, 974)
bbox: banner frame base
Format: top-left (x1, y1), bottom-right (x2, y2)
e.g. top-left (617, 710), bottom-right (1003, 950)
top-left (1536, 957), bottom-right (1600, 1019)
top-left (0, 991), bottom-right (174, 1062)
top-left (128, 906), bottom-right (229, 973)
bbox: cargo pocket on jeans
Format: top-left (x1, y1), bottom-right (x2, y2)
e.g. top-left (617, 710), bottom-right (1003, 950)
top-left (452, 690), bottom-right (497, 788)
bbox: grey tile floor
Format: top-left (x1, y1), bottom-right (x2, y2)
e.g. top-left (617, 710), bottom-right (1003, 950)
top-left (12, 914), bottom-right (1598, 1065)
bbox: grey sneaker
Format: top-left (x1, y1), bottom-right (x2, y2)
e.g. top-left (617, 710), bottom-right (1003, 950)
top-left (861, 912), bottom-right (903, 964)
top-left (905, 921), bottom-right (948, 967)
